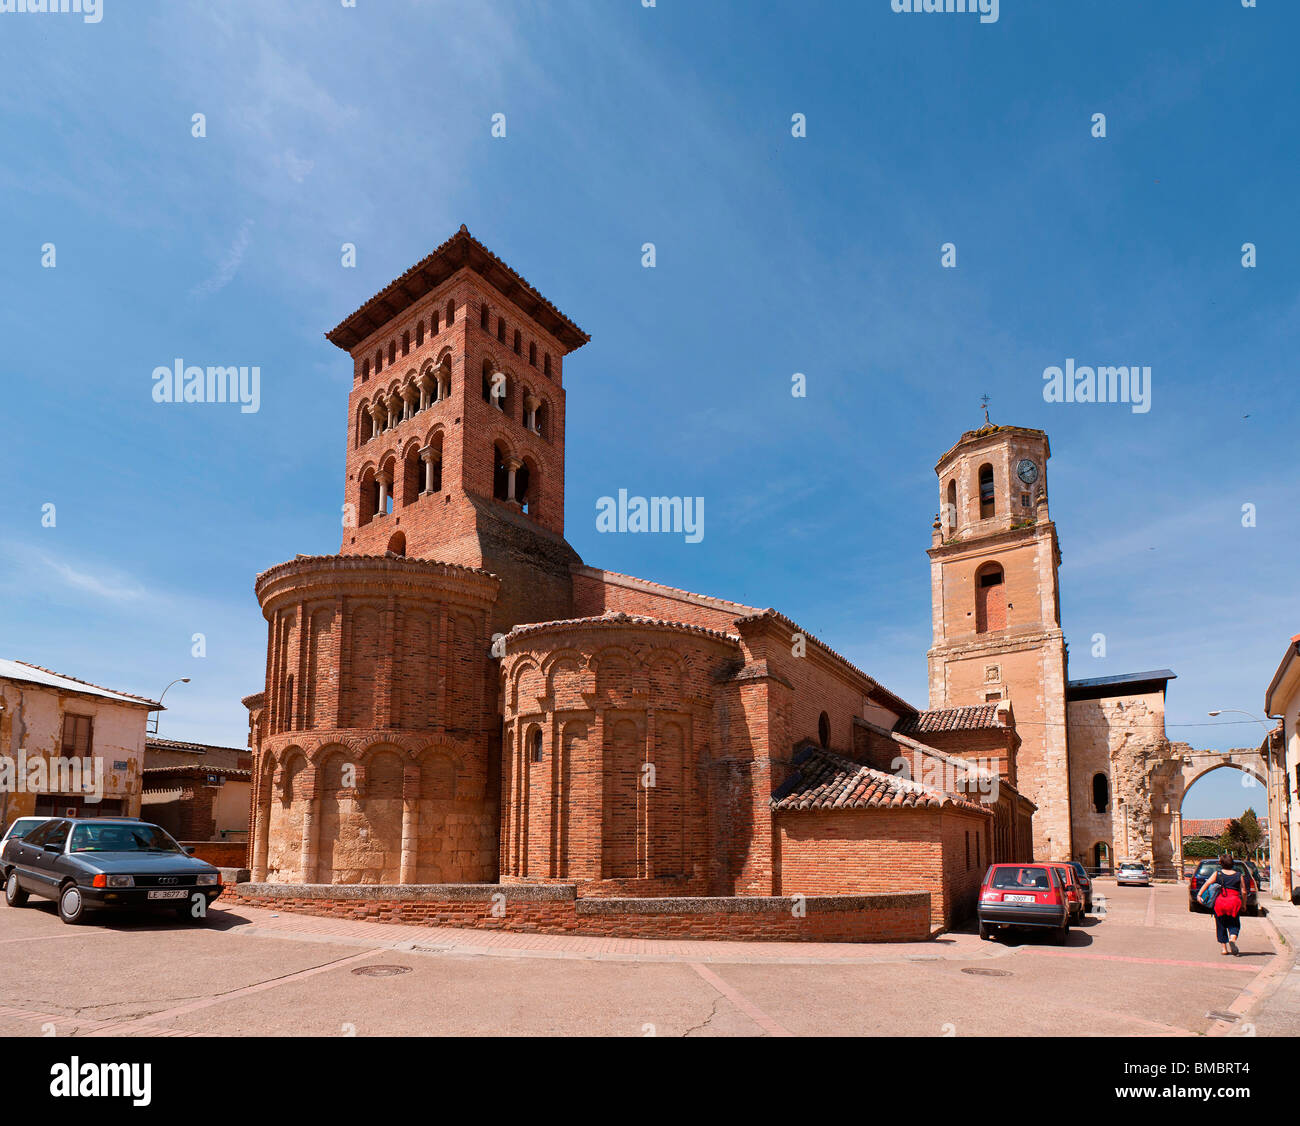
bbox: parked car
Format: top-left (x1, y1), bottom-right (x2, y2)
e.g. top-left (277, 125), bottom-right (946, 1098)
top-left (977, 863), bottom-right (1070, 943)
top-left (1046, 862), bottom-right (1084, 922)
top-left (1, 816), bottom-right (223, 925)
top-left (1116, 861), bottom-right (1151, 887)
top-left (0, 817), bottom-right (48, 848)
top-left (1187, 858), bottom-right (1258, 916)
top-left (1067, 861), bottom-right (1093, 913)
top-left (1242, 859), bottom-right (1266, 891)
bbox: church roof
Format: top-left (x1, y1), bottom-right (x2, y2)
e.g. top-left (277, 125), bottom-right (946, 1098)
top-left (1066, 669), bottom-right (1176, 701)
top-left (326, 225), bottom-right (590, 354)
top-left (895, 704), bottom-right (1007, 735)
top-left (771, 744), bottom-right (988, 815)
top-left (507, 611), bottom-right (741, 645)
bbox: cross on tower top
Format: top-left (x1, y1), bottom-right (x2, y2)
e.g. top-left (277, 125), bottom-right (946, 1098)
top-left (980, 394), bottom-right (992, 425)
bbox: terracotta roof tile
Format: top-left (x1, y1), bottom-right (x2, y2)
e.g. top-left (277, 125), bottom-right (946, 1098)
top-left (895, 704), bottom-right (1005, 736)
top-left (771, 745), bottom-right (988, 815)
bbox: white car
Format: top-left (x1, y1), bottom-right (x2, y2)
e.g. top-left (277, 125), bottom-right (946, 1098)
top-left (1116, 861), bottom-right (1151, 886)
top-left (0, 817), bottom-right (49, 848)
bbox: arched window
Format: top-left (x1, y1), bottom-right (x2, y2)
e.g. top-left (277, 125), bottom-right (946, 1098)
top-left (445, 299), bottom-right (455, 326)
top-left (517, 459), bottom-right (535, 515)
top-left (534, 399), bottom-right (549, 440)
top-left (361, 358), bottom-right (370, 382)
top-left (431, 309), bottom-right (440, 335)
top-left (530, 727), bottom-right (544, 764)
top-left (493, 443), bottom-right (510, 501)
top-left (978, 463), bottom-right (995, 519)
top-left (818, 712), bottom-right (831, 749)
top-left (496, 317), bottom-right (506, 344)
top-left (401, 331), bottom-right (410, 357)
top-left (357, 406), bottom-right (373, 446)
top-left (1092, 772), bottom-right (1109, 813)
top-left (975, 563), bottom-right (1006, 633)
top-left (422, 433), bottom-right (443, 494)
top-left (483, 360), bottom-right (506, 408)
top-left (945, 479), bottom-right (957, 535)
top-left (415, 320), bottom-right (424, 348)
top-left (358, 470), bottom-right (377, 527)
top-left (374, 348), bottom-right (383, 375)
top-left (480, 303), bottom-right (490, 331)
top-left (387, 531), bottom-right (406, 557)
top-left (401, 446), bottom-right (422, 507)
top-left (543, 353), bottom-right (552, 378)
top-left (529, 342), bottom-right (537, 367)
top-left (513, 329), bottom-right (522, 355)
top-left (388, 341), bottom-right (396, 366)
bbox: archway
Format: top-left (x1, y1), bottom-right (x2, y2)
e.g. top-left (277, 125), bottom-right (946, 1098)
top-left (1172, 750), bottom-right (1269, 877)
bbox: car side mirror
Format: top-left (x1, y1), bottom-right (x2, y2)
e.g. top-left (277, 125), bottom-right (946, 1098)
top-left (185, 846), bottom-right (196, 855)
top-left (43, 842), bottom-right (63, 853)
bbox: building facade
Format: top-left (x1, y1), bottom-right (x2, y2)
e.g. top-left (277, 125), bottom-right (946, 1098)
top-left (0, 659), bottom-right (158, 825)
top-left (1264, 637), bottom-right (1300, 900)
top-left (245, 229), bottom-right (1034, 933)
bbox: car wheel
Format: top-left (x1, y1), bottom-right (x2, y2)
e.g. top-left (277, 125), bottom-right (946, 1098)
top-left (57, 883), bottom-right (87, 925)
top-left (1052, 920), bottom-right (1070, 945)
top-left (4, 872), bottom-right (28, 907)
top-left (978, 921), bottom-right (991, 941)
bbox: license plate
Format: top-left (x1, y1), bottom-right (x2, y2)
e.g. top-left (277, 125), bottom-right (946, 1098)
top-left (147, 889), bottom-right (188, 900)
top-left (1005, 894), bottom-right (1035, 903)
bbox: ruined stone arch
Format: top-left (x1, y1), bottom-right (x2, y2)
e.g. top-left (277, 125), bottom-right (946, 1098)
top-left (1184, 760), bottom-right (1266, 794)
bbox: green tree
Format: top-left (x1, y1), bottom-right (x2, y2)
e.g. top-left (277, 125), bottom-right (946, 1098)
top-left (1219, 808), bottom-right (1264, 857)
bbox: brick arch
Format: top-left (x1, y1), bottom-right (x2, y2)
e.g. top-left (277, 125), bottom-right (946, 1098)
top-left (509, 657), bottom-right (546, 711)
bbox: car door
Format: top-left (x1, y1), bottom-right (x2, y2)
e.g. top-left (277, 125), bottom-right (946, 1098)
top-left (26, 819), bottom-right (71, 896)
top-left (7, 819), bottom-right (52, 892)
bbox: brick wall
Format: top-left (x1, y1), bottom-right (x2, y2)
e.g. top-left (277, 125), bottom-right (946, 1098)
top-left (222, 883), bottom-right (931, 943)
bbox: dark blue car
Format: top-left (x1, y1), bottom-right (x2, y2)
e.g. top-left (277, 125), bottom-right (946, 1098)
top-left (1, 817), bottom-right (222, 925)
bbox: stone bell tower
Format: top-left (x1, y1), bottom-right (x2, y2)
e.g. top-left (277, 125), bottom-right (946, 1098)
top-left (926, 421), bottom-right (1072, 860)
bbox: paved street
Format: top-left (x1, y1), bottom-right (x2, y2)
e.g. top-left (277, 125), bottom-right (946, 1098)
top-left (0, 879), bottom-right (1290, 1037)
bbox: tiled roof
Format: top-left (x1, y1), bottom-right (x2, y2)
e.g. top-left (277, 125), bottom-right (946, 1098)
top-left (0, 659), bottom-right (160, 709)
top-left (507, 611), bottom-right (740, 645)
top-left (895, 704), bottom-right (1005, 736)
top-left (326, 226), bottom-right (589, 353)
top-left (771, 745), bottom-right (987, 814)
top-left (142, 765), bottom-right (252, 788)
top-left (146, 736), bottom-right (247, 755)
top-left (1183, 817), bottom-right (1267, 839)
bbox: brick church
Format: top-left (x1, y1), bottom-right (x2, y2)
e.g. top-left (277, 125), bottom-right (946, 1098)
top-left (241, 228), bottom-right (1166, 935)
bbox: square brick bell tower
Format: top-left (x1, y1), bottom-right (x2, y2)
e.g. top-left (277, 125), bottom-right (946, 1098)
top-left (328, 226), bottom-right (591, 633)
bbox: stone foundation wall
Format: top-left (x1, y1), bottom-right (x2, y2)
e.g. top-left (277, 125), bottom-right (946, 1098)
top-left (222, 883), bottom-right (931, 943)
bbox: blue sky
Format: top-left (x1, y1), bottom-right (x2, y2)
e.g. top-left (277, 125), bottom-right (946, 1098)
top-left (0, 0), bottom-right (1293, 820)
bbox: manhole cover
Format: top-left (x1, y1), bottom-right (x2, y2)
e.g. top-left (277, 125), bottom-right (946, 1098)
top-left (1206, 1010), bottom-right (1240, 1023)
top-left (961, 967), bottom-right (1011, 977)
top-left (351, 964), bottom-right (412, 977)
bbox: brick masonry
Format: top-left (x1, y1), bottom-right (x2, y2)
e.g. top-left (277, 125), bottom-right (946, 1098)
top-left (221, 882), bottom-right (931, 943)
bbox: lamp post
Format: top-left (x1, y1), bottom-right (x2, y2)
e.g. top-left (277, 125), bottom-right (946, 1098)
top-left (149, 678), bottom-right (191, 736)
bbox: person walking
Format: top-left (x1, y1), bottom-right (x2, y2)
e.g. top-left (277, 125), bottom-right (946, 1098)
top-left (1200, 855), bottom-right (1247, 956)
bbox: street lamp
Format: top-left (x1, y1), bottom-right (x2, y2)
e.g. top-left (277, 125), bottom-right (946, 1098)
top-left (148, 677), bottom-right (190, 735)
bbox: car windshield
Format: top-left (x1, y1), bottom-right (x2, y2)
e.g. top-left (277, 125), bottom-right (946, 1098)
top-left (69, 823), bottom-right (182, 853)
top-left (7, 819), bottom-right (44, 839)
top-left (990, 866), bottom-right (1053, 890)
top-left (1120, 863), bottom-right (1144, 871)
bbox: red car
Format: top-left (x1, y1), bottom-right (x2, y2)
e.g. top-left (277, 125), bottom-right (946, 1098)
top-left (1046, 862), bottom-right (1084, 922)
top-left (977, 863), bottom-right (1071, 943)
